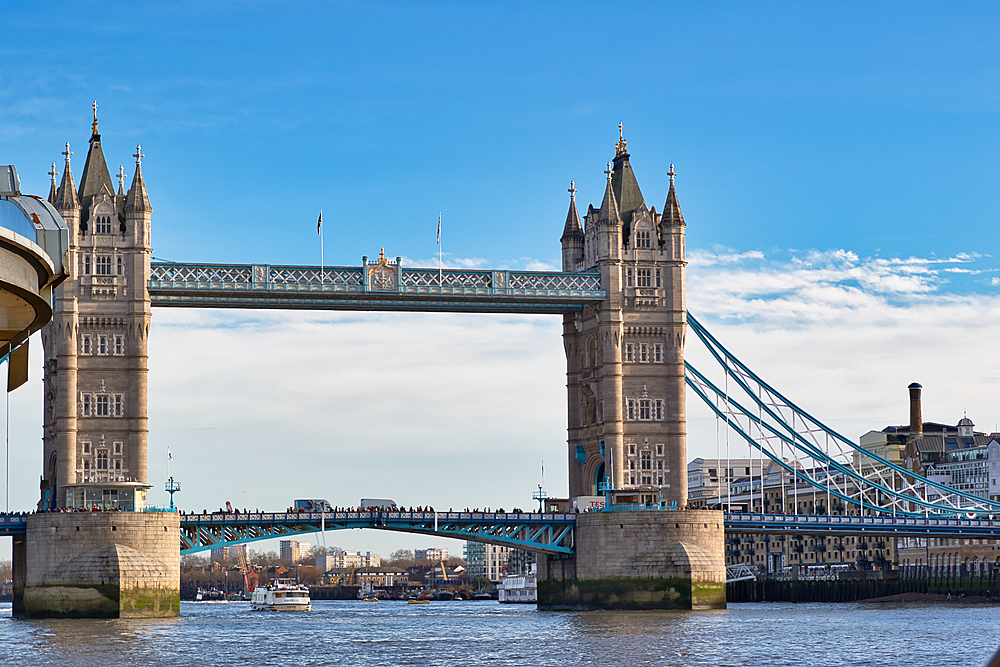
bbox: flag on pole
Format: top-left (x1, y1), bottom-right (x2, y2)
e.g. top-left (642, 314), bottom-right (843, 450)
top-left (168, 449), bottom-right (172, 461)
top-left (436, 212), bottom-right (441, 245)
top-left (317, 211), bottom-right (323, 236)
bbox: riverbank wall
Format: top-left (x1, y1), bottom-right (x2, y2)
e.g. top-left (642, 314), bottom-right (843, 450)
top-left (729, 573), bottom-right (1000, 602)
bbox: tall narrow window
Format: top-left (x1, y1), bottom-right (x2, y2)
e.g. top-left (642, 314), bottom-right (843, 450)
top-left (117, 255), bottom-right (123, 275)
top-left (641, 451), bottom-right (652, 470)
top-left (113, 441), bottom-right (123, 455)
top-left (114, 335), bottom-right (125, 355)
top-left (640, 344), bottom-right (648, 362)
top-left (83, 255), bottom-right (91, 274)
top-left (639, 400), bottom-right (651, 420)
top-left (655, 399), bottom-right (664, 420)
top-left (656, 269), bottom-right (661, 287)
top-left (654, 344), bottom-right (662, 363)
top-left (82, 335), bottom-right (92, 355)
top-left (656, 444), bottom-right (664, 456)
top-left (626, 269), bottom-right (633, 287)
top-left (113, 394), bottom-right (124, 417)
top-left (96, 450), bottom-right (109, 470)
top-left (81, 394), bottom-right (92, 417)
top-left (627, 399), bottom-right (636, 420)
top-left (96, 394), bottom-right (109, 417)
top-left (98, 335), bottom-right (108, 355)
top-left (625, 344), bottom-right (634, 362)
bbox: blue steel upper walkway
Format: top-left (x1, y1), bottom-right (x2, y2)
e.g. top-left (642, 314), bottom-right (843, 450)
top-left (148, 262), bottom-right (604, 314)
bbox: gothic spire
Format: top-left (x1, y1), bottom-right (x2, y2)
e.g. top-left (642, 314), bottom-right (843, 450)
top-left (47, 163), bottom-right (59, 203)
top-left (125, 145), bottom-right (150, 212)
top-left (660, 164), bottom-right (685, 228)
top-left (53, 142), bottom-right (79, 210)
top-left (78, 102), bottom-right (115, 209)
top-left (560, 180), bottom-right (584, 242)
top-left (116, 165), bottom-right (126, 196)
top-left (598, 162), bottom-right (622, 225)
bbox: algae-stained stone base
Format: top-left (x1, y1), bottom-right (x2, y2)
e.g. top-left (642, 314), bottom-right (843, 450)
top-left (538, 509), bottom-right (726, 610)
top-left (16, 513), bottom-right (180, 619)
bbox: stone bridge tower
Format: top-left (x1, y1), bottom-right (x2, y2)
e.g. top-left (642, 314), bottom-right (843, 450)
top-left (41, 105), bottom-right (152, 510)
top-left (561, 126), bottom-right (687, 509)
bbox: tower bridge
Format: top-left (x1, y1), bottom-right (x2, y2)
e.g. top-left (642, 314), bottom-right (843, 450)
top-left (10, 113), bottom-right (994, 618)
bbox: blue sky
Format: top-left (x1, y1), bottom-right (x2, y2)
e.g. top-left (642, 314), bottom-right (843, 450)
top-left (1, 1), bottom-right (998, 559)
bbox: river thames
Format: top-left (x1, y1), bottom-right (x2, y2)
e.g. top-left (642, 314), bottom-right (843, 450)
top-left (0, 600), bottom-right (995, 666)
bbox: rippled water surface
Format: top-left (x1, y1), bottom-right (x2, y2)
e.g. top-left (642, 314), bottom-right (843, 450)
top-left (1, 600), bottom-right (996, 667)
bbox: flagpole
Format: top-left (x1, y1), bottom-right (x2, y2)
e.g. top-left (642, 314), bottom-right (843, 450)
top-left (319, 209), bottom-right (324, 284)
top-left (437, 212), bottom-right (442, 285)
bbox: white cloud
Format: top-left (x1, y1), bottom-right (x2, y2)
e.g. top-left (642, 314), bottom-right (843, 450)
top-left (685, 248), bottom-right (1000, 466)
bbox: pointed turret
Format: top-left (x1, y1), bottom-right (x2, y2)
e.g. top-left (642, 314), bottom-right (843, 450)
top-left (610, 123), bottom-right (646, 226)
top-left (116, 165), bottom-right (126, 197)
top-left (560, 181), bottom-right (585, 272)
top-left (47, 163), bottom-right (59, 203)
top-left (561, 181), bottom-right (584, 242)
top-left (597, 162), bottom-right (622, 226)
top-left (53, 142), bottom-right (80, 212)
top-left (125, 145), bottom-right (150, 213)
top-left (660, 164), bottom-right (685, 229)
top-left (77, 102), bottom-right (116, 220)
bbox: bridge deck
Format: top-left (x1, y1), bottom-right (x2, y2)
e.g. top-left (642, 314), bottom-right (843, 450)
top-left (149, 263), bottom-right (604, 314)
top-left (179, 510), bottom-right (577, 555)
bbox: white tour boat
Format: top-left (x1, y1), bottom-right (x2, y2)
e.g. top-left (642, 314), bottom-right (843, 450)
top-left (251, 581), bottom-right (312, 611)
top-left (498, 564), bottom-right (537, 603)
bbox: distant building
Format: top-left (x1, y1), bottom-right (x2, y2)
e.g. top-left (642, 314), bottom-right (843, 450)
top-left (279, 540), bottom-right (312, 563)
top-left (210, 544), bottom-right (247, 563)
top-left (319, 550), bottom-right (380, 570)
top-left (687, 458), bottom-right (766, 508)
top-left (464, 542), bottom-right (510, 582)
top-left (414, 548), bottom-right (448, 562)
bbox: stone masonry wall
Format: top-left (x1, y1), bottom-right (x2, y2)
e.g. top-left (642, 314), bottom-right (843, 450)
top-left (538, 509), bottom-right (725, 610)
top-left (19, 512), bottom-right (180, 618)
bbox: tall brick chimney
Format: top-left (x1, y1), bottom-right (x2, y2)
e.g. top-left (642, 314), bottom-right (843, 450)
top-left (908, 383), bottom-right (923, 436)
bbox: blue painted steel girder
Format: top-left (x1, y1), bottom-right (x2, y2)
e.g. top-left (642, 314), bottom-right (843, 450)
top-left (148, 262), bottom-right (605, 315)
top-left (725, 513), bottom-right (1000, 538)
top-left (179, 510), bottom-right (576, 555)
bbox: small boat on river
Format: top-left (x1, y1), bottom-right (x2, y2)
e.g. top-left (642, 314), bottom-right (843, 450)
top-left (251, 581), bottom-right (311, 611)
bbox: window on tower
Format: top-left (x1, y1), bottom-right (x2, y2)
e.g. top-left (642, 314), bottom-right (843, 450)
top-left (639, 344), bottom-right (648, 362)
top-left (641, 451), bottom-right (652, 470)
top-left (95, 215), bottom-right (112, 235)
top-left (96, 394), bottom-right (109, 417)
top-left (636, 230), bottom-right (651, 248)
top-left (625, 344), bottom-right (634, 362)
top-left (117, 255), bottom-right (123, 275)
top-left (82, 335), bottom-right (92, 355)
top-left (96, 449), bottom-right (109, 470)
top-left (639, 400), bottom-right (651, 420)
top-left (655, 399), bottom-right (664, 420)
top-left (98, 335), bottom-right (108, 355)
top-left (113, 335), bottom-right (125, 355)
top-left (96, 255), bottom-right (112, 275)
top-left (83, 255), bottom-right (91, 274)
top-left (656, 269), bottom-right (662, 287)
top-left (81, 394), bottom-right (92, 417)
top-left (654, 344), bottom-right (663, 363)
top-left (626, 269), bottom-right (633, 287)
top-left (637, 268), bottom-right (651, 287)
